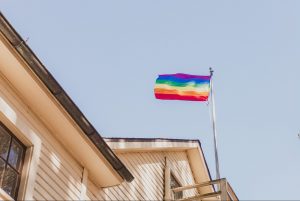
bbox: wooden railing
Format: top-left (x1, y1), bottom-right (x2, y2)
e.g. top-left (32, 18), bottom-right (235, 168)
top-left (171, 178), bottom-right (238, 201)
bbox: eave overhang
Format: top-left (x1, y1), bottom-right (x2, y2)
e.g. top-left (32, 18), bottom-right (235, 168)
top-left (0, 12), bottom-right (133, 186)
top-left (105, 137), bottom-right (214, 194)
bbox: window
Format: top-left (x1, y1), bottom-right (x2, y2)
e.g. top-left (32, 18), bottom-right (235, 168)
top-left (171, 173), bottom-right (183, 200)
top-left (0, 123), bottom-right (25, 200)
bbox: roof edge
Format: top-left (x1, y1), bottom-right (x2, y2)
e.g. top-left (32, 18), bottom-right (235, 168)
top-left (104, 137), bottom-right (201, 144)
top-left (198, 142), bottom-right (215, 191)
top-left (0, 11), bottom-right (133, 182)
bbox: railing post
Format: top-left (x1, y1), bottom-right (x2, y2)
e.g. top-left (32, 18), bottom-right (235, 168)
top-left (220, 179), bottom-right (228, 201)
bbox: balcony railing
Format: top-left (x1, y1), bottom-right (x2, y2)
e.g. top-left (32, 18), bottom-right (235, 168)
top-left (171, 178), bottom-right (238, 201)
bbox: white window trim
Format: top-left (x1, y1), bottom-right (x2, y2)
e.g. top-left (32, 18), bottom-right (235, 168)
top-left (0, 122), bottom-right (35, 201)
top-left (0, 116), bottom-right (38, 201)
top-left (17, 146), bottom-right (34, 200)
top-left (0, 75), bottom-right (43, 200)
top-left (164, 157), bottom-right (184, 201)
top-left (170, 171), bottom-right (183, 200)
top-left (0, 188), bottom-right (14, 201)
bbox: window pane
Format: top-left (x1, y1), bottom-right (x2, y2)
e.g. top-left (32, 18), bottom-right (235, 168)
top-left (1, 166), bottom-right (18, 199)
top-left (171, 174), bottom-right (183, 199)
top-left (0, 158), bottom-right (5, 183)
top-left (170, 174), bottom-right (180, 188)
top-left (8, 139), bottom-right (24, 172)
top-left (0, 126), bottom-right (11, 160)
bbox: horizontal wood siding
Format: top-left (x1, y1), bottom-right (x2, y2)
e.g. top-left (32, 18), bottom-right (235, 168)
top-left (165, 151), bottom-right (198, 198)
top-left (87, 151), bottom-right (197, 200)
top-left (32, 136), bottom-right (83, 201)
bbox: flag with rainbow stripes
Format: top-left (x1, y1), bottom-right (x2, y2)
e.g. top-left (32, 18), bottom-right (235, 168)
top-left (154, 73), bottom-right (211, 101)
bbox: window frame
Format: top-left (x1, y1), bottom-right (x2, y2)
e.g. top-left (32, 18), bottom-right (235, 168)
top-left (0, 122), bottom-right (26, 200)
top-left (170, 171), bottom-right (183, 200)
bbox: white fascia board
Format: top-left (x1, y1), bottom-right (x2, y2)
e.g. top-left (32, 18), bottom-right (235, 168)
top-left (106, 140), bottom-right (199, 152)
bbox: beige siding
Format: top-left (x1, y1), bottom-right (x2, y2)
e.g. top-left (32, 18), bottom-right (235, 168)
top-left (87, 151), bottom-right (198, 200)
top-left (33, 136), bottom-right (83, 201)
top-left (0, 75), bottom-right (85, 200)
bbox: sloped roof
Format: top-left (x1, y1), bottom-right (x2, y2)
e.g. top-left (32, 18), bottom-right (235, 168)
top-left (0, 12), bottom-right (133, 182)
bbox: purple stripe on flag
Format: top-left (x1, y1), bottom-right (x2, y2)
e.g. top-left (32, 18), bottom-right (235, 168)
top-left (159, 73), bottom-right (211, 80)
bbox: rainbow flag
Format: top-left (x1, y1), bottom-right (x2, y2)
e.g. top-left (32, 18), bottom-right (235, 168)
top-left (154, 73), bottom-right (211, 101)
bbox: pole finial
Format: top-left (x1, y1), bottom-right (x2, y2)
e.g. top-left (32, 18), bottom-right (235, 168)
top-left (209, 67), bottom-right (214, 76)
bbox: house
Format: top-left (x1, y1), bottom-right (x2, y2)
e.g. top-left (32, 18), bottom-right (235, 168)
top-left (0, 12), bottom-right (238, 200)
top-left (101, 138), bottom-right (214, 200)
top-left (99, 138), bottom-right (238, 201)
top-left (0, 12), bottom-right (133, 200)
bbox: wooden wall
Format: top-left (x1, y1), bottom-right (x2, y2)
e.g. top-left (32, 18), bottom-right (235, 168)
top-left (32, 137), bottom-right (83, 200)
top-left (0, 74), bottom-right (82, 200)
top-left (87, 151), bottom-right (198, 200)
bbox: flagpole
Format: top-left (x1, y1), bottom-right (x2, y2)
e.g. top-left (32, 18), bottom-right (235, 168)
top-left (209, 67), bottom-right (221, 182)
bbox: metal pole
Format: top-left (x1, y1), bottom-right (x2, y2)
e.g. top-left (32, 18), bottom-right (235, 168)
top-left (209, 67), bottom-right (221, 181)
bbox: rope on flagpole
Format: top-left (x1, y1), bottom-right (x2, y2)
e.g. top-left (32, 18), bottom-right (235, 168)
top-left (209, 67), bottom-right (221, 183)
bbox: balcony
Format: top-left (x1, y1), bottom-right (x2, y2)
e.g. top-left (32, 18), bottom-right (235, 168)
top-left (171, 178), bottom-right (238, 201)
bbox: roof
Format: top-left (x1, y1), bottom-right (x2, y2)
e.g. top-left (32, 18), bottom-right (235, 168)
top-left (105, 137), bottom-right (202, 152)
top-left (105, 137), bottom-right (201, 143)
top-left (105, 137), bottom-right (215, 193)
top-left (0, 12), bottom-right (133, 182)
top-left (104, 137), bottom-right (203, 152)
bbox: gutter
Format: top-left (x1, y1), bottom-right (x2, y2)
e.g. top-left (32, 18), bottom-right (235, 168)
top-left (0, 11), bottom-right (134, 182)
top-left (105, 137), bottom-right (202, 143)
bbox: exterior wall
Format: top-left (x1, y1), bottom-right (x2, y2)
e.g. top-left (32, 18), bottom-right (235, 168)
top-left (87, 151), bottom-right (198, 200)
top-left (0, 74), bottom-right (84, 200)
top-left (32, 136), bottom-right (83, 200)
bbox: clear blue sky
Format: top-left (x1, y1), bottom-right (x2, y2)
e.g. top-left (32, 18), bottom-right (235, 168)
top-left (2, 1), bottom-right (300, 199)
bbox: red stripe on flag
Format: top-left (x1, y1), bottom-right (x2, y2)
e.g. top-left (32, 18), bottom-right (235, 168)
top-left (155, 93), bottom-right (208, 101)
